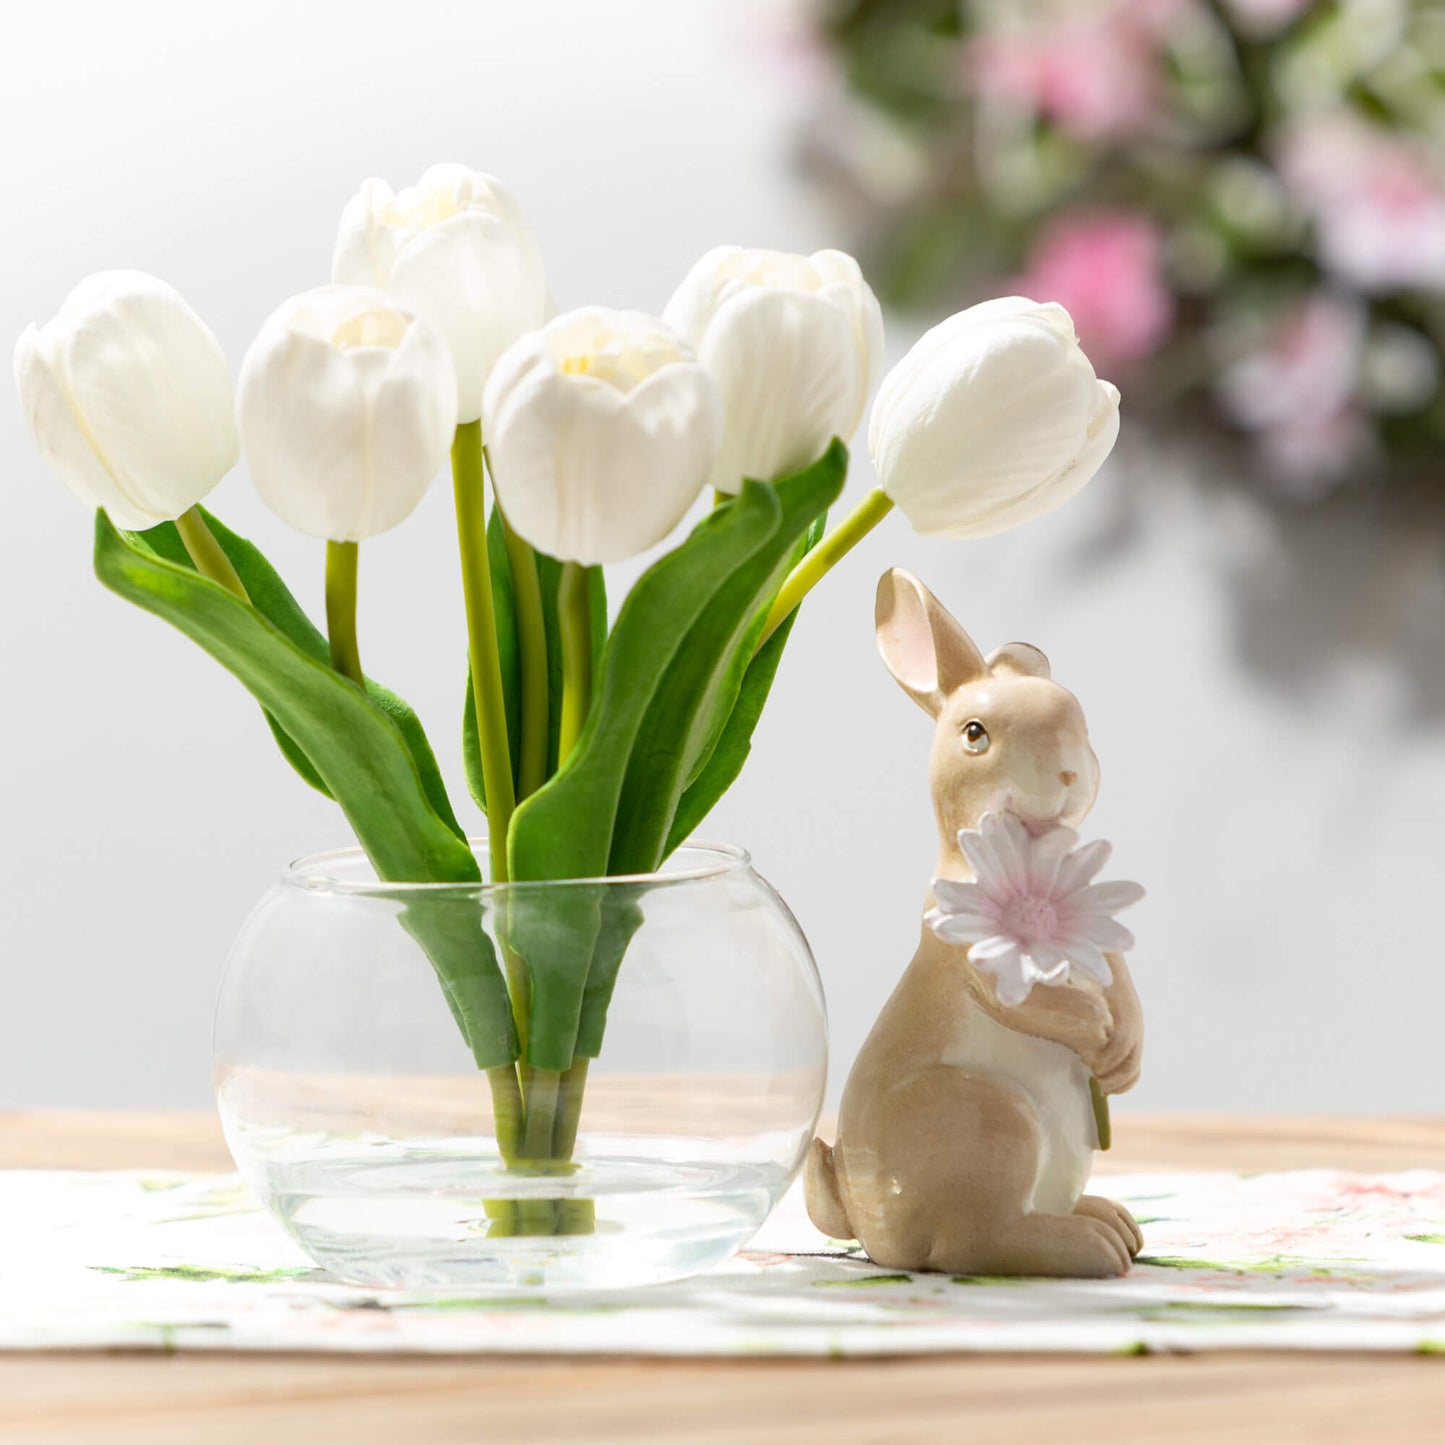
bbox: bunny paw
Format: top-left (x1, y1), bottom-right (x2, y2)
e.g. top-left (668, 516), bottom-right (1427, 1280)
top-left (1075, 1194), bottom-right (1143, 1257)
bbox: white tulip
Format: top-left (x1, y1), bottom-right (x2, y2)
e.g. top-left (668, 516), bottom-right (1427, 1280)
top-left (332, 163), bottom-right (548, 426)
top-left (238, 285), bottom-right (457, 542)
top-left (482, 307), bottom-right (721, 565)
top-left (869, 298), bottom-right (1120, 539)
top-left (663, 246), bottom-right (882, 493)
top-left (14, 271), bottom-right (239, 531)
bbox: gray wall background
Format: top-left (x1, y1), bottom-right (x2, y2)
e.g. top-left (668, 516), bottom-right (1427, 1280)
top-left (5, 0), bottom-right (1444, 1115)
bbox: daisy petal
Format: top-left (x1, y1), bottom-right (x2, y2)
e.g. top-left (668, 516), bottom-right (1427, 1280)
top-left (1027, 825), bottom-right (1078, 895)
top-left (926, 910), bottom-right (992, 945)
top-left (980, 950), bottom-right (1030, 1006)
top-left (1062, 939), bottom-right (1114, 986)
top-left (1076, 915), bottom-right (1136, 952)
top-left (990, 812), bottom-right (1033, 886)
top-left (1027, 942), bottom-right (1070, 981)
top-left (933, 910), bottom-right (995, 937)
top-left (1084, 880), bottom-right (1145, 913)
top-left (969, 933), bottom-right (1021, 961)
top-left (931, 878), bottom-right (992, 913)
top-left (1055, 838), bottom-right (1112, 894)
top-left (958, 830), bottom-right (1013, 896)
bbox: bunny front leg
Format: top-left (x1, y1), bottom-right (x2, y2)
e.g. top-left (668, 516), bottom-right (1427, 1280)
top-left (1087, 954), bottom-right (1143, 1096)
top-left (963, 959), bottom-right (1113, 1061)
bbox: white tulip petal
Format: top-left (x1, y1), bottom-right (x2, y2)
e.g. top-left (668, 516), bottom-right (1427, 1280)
top-left (14, 322), bottom-right (152, 527)
top-left (14, 271), bottom-right (238, 529)
top-left (387, 211), bottom-right (548, 425)
top-left (332, 166), bottom-right (548, 423)
top-left (331, 178), bottom-right (405, 289)
top-left (239, 285), bottom-right (456, 542)
top-left (694, 286), bottom-right (857, 492)
top-left (664, 245), bottom-right (881, 493)
top-left (869, 296), bottom-right (1119, 540)
top-left (483, 307), bottom-right (721, 564)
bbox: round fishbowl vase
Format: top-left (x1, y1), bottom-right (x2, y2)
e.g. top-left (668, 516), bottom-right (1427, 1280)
top-left (214, 841), bottom-right (827, 1291)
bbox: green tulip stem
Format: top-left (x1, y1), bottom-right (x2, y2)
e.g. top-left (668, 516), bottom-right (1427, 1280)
top-left (520, 1068), bottom-right (562, 1159)
top-left (498, 511), bottom-right (550, 801)
top-left (174, 506), bottom-right (248, 601)
top-left (558, 561), bottom-right (594, 763)
top-left (1090, 1075), bottom-right (1112, 1151)
top-left (757, 487), bottom-right (894, 650)
top-left (452, 420), bottom-right (516, 884)
top-left (551, 1056), bottom-right (590, 1159)
top-left (324, 540), bottom-right (364, 688)
top-left (488, 1064), bottom-right (526, 1163)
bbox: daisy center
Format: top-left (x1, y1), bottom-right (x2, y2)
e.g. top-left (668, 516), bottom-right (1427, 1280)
top-left (1001, 893), bottom-right (1059, 944)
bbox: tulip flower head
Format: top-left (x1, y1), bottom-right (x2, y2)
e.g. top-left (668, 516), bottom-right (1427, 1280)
top-left (869, 298), bottom-right (1121, 540)
top-left (333, 163), bottom-right (549, 426)
top-left (664, 246), bottom-right (882, 494)
top-left (483, 307), bottom-right (722, 565)
top-left (238, 285), bottom-right (457, 543)
top-left (14, 271), bottom-right (239, 531)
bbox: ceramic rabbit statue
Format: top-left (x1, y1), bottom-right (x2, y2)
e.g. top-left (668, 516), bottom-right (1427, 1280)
top-left (806, 568), bottom-right (1145, 1277)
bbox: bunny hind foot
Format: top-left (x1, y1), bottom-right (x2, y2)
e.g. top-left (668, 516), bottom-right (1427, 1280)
top-left (1074, 1194), bottom-right (1142, 1258)
top-left (940, 1211), bottom-right (1132, 1278)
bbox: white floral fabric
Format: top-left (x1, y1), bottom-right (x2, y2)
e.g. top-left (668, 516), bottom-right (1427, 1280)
top-left (2, 1169), bottom-right (1444, 1354)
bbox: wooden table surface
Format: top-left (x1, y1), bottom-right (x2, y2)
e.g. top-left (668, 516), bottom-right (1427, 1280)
top-left (2, 1111), bottom-right (1443, 1444)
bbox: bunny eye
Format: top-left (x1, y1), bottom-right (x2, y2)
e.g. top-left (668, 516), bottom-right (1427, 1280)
top-left (962, 719), bottom-right (990, 755)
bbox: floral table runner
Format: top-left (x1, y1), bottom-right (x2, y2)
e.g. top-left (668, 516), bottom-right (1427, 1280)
top-left (2, 1168), bottom-right (1443, 1355)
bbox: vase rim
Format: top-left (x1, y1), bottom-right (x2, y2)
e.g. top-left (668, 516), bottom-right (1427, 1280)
top-left (281, 838), bottom-right (753, 896)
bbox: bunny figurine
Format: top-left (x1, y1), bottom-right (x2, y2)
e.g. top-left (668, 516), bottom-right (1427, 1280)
top-left (805, 569), bottom-right (1145, 1277)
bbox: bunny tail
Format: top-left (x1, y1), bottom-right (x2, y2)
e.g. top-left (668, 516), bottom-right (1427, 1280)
top-left (805, 1137), bottom-right (856, 1243)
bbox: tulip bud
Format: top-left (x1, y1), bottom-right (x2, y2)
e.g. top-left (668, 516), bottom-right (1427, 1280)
top-left (663, 246), bottom-right (882, 494)
top-left (482, 307), bottom-right (721, 565)
top-left (238, 285), bottom-right (457, 542)
top-left (868, 298), bottom-right (1120, 539)
top-left (14, 271), bottom-right (239, 531)
top-left (332, 163), bottom-right (549, 426)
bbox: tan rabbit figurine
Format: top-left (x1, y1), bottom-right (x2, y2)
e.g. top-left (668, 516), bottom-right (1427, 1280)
top-left (806, 568), bottom-right (1145, 1277)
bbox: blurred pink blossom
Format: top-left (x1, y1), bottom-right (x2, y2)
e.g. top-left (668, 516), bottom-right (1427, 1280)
top-left (968, 1), bottom-right (1191, 142)
top-left (1281, 116), bottom-right (1445, 294)
top-left (1010, 212), bottom-right (1174, 369)
top-left (1218, 296), bottom-right (1370, 495)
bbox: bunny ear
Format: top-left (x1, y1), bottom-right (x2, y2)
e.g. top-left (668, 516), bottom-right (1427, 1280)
top-left (988, 642), bottom-right (1051, 679)
top-left (875, 568), bottom-right (988, 717)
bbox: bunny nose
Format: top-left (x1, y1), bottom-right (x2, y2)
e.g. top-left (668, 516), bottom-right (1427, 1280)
top-left (1059, 771), bottom-right (1078, 786)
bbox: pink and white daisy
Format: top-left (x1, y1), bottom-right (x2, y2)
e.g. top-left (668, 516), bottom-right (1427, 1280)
top-left (925, 811), bottom-right (1144, 1007)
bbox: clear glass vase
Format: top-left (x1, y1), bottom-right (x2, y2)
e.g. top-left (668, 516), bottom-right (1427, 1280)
top-left (214, 839), bottom-right (827, 1291)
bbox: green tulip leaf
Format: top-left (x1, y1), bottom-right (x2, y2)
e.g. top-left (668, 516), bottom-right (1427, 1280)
top-left (608, 441), bottom-right (846, 875)
top-left (463, 509), bottom-right (605, 813)
top-left (140, 510), bottom-right (463, 841)
top-left (505, 443), bottom-right (844, 1068)
top-left (571, 894), bottom-right (645, 1060)
top-left (461, 510), bottom-right (520, 813)
top-left (665, 507), bottom-right (829, 854)
top-left (94, 511), bottom-right (517, 1069)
